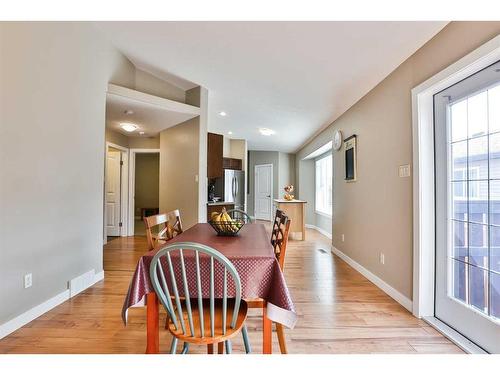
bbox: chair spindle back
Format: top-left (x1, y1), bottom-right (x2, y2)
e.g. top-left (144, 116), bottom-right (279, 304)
top-left (149, 242), bottom-right (242, 339)
top-left (271, 209), bottom-right (291, 270)
top-left (144, 209), bottom-right (183, 250)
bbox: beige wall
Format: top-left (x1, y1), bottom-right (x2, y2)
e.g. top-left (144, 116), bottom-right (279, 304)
top-left (278, 152), bottom-right (295, 198)
top-left (0, 22), bottom-right (136, 325)
top-left (134, 153), bottom-right (160, 217)
top-left (295, 21), bottom-right (500, 300)
top-left (105, 128), bottom-right (129, 148)
top-left (128, 136), bottom-right (160, 149)
top-left (134, 69), bottom-right (185, 103)
top-left (185, 86), bottom-right (208, 223)
top-left (159, 118), bottom-right (200, 229)
top-left (105, 129), bottom-right (160, 149)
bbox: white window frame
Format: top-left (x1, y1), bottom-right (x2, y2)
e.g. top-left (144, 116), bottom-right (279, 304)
top-left (315, 153), bottom-right (333, 217)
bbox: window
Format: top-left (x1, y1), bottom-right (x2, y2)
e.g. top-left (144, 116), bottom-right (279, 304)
top-left (315, 154), bottom-right (332, 216)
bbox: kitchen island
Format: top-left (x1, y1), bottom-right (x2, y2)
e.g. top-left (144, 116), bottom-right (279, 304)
top-left (273, 199), bottom-right (307, 240)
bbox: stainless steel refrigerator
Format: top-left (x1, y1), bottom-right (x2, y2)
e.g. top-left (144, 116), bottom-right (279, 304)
top-left (223, 169), bottom-right (245, 210)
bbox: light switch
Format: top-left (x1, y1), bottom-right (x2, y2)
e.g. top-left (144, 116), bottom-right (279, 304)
top-left (399, 164), bottom-right (411, 178)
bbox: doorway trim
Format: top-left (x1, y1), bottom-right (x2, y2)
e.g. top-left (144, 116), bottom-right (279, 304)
top-left (104, 142), bottom-right (129, 243)
top-left (254, 163), bottom-right (273, 221)
top-left (128, 148), bottom-right (160, 236)
top-left (411, 35), bottom-right (500, 352)
top-left (412, 34), bottom-right (500, 318)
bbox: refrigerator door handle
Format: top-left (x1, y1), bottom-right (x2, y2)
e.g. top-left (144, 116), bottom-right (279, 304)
top-left (232, 177), bottom-right (236, 199)
top-left (235, 177), bottom-right (238, 195)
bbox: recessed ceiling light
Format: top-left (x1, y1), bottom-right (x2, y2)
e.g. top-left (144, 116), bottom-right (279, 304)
top-left (259, 128), bottom-right (275, 136)
top-left (139, 131), bottom-right (145, 135)
top-left (124, 109), bottom-right (134, 115)
top-left (228, 131), bottom-right (233, 135)
top-left (219, 111), bottom-right (227, 117)
top-left (120, 123), bottom-right (138, 132)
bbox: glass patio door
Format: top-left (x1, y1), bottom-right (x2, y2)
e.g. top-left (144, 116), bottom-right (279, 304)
top-left (434, 60), bottom-right (500, 353)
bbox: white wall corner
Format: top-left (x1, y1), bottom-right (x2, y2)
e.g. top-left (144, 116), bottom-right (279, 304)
top-left (331, 245), bottom-right (413, 312)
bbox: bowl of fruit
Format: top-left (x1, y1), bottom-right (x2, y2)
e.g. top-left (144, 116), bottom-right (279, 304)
top-left (209, 208), bottom-right (245, 236)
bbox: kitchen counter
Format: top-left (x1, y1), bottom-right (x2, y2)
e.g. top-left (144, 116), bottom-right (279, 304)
top-left (207, 201), bottom-right (234, 206)
top-left (273, 199), bottom-right (306, 240)
top-left (273, 199), bottom-right (307, 203)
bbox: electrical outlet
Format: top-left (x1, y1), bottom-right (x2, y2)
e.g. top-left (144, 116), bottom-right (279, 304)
top-left (341, 234), bottom-right (345, 242)
top-left (24, 273), bottom-right (32, 289)
top-left (379, 253), bottom-right (385, 265)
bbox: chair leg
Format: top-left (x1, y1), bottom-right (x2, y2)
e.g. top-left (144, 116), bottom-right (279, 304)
top-left (217, 341), bottom-right (224, 354)
top-left (242, 325), bottom-right (251, 354)
top-left (225, 340), bottom-right (232, 354)
top-left (276, 323), bottom-right (288, 354)
top-left (170, 337), bottom-right (178, 354)
top-left (181, 342), bottom-right (190, 354)
top-left (207, 344), bottom-right (214, 354)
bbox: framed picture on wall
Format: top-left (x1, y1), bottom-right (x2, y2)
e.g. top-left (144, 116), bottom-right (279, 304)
top-left (344, 135), bottom-right (357, 182)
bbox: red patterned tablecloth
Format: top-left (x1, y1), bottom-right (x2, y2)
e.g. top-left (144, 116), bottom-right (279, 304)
top-left (122, 223), bottom-right (297, 328)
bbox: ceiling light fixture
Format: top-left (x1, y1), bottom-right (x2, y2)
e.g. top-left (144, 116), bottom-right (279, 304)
top-left (228, 131), bottom-right (233, 135)
top-left (120, 123), bottom-right (138, 132)
top-left (219, 111), bottom-right (227, 117)
top-left (259, 128), bottom-right (275, 136)
top-left (139, 131), bottom-right (145, 135)
top-left (124, 109), bottom-right (134, 115)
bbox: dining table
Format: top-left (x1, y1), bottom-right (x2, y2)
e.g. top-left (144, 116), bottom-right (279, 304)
top-left (122, 222), bottom-right (297, 354)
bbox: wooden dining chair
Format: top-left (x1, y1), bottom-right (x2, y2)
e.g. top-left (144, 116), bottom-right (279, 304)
top-left (144, 209), bottom-right (183, 250)
top-left (149, 241), bottom-right (251, 354)
top-left (245, 209), bottom-right (291, 354)
top-left (271, 209), bottom-right (291, 353)
top-left (225, 209), bottom-right (253, 223)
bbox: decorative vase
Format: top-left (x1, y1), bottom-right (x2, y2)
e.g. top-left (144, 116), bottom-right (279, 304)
top-left (283, 185), bottom-right (294, 201)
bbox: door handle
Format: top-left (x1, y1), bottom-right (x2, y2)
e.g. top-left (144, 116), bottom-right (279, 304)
top-left (267, 195), bottom-right (271, 198)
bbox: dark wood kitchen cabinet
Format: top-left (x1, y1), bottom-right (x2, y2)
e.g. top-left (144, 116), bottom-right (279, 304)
top-left (207, 132), bottom-right (223, 178)
top-left (223, 157), bottom-right (242, 170)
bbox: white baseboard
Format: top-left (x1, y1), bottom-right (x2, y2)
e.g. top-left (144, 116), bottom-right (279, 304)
top-left (331, 246), bottom-right (413, 312)
top-left (305, 224), bottom-right (332, 239)
top-left (0, 269), bottom-right (105, 339)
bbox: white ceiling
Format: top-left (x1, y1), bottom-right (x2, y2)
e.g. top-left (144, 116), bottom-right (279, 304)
top-left (97, 21), bottom-right (447, 152)
top-left (106, 93), bottom-right (198, 137)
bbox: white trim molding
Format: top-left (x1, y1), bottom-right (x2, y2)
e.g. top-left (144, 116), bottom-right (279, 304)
top-left (331, 246), bottom-right (413, 312)
top-left (423, 317), bottom-right (486, 354)
top-left (0, 270), bottom-right (104, 339)
top-left (104, 142), bottom-right (129, 242)
top-left (411, 34), bottom-right (500, 318)
top-left (305, 224), bottom-right (332, 239)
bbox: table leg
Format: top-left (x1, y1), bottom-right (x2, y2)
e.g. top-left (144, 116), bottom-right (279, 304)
top-left (146, 292), bottom-right (160, 354)
top-left (262, 302), bottom-right (272, 354)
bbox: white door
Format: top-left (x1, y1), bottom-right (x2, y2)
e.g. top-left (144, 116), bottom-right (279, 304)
top-left (434, 60), bottom-right (500, 353)
top-left (105, 150), bottom-right (121, 236)
top-left (255, 164), bottom-right (272, 221)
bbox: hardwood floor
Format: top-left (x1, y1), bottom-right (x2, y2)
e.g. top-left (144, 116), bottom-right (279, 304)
top-left (0, 226), bottom-right (463, 354)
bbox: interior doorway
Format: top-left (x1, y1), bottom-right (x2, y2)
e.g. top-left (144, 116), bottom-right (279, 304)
top-left (133, 152), bottom-right (160, 235)
top-left (104, 143), bottom-right (128, 242)
top-left (128, 149), bottom-right (160, 236)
